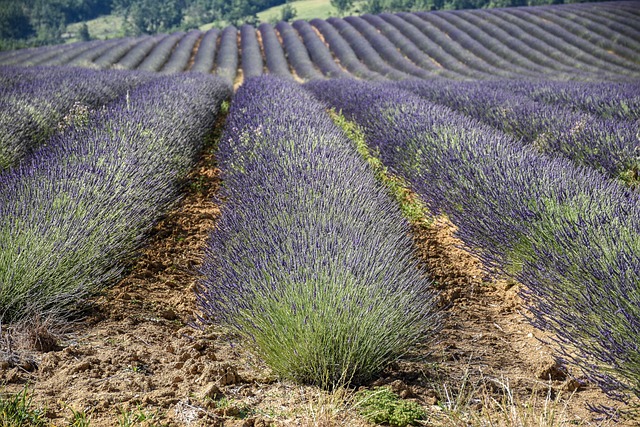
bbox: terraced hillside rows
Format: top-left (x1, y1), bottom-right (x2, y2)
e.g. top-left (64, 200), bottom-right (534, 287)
top-left (1, 1), bottom-right (640, 82)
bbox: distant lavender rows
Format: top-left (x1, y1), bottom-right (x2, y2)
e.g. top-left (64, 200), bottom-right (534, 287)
top-left (197, 76), bottom-right (439, 387)
top-left (1, 0), bottom-right (639, 82)
top-left (305, 79), bottom-right (640, 402)
top-left (0, 71), bottom-right (231, 322)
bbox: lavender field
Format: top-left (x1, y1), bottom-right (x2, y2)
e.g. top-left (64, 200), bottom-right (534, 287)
top-left (1, 0), bottom-right (640, 425)
top-left (1, 1), bottom-right (639, 82)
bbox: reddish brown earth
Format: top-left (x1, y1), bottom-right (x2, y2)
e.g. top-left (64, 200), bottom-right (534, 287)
top-left (1, 130), bottom-right (637, 426)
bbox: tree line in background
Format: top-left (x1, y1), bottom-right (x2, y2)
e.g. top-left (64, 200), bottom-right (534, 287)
top-left (0, 0), bottom-right (110, 49)
top-left (356, 0), bottom-right (596, 14)
top-left (0, 0), bottom-right (607, 51)
top-left (0, 0), bottom-right (288, 50)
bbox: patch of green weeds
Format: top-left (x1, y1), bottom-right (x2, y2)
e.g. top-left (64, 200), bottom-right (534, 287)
top-left (215, 397), bottom-right (252, 419)
top-left (330, 109), bottom-right (432, 228)
top-left (0, 387), bottom-right (49, 427)
top-left (354, 387), bottom-right (426, 427)
top-left (66, 404), bottom-right (92, 427)
top-left (117, 405), bottom-right (166, 427)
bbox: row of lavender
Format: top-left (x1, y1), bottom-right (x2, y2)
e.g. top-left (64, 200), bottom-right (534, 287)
top-left (1, 1), bottom-right (639, 81)
top-left (305, 79), bottom-right (640, 402)
top-left (0, 66), bottom-right (157, 170)
top-left (394, 79), bottom-right (640, 186)
top-left (0, 70), bottom-right (231, 322)
top-left (196, 77), bottom-right (439, 387)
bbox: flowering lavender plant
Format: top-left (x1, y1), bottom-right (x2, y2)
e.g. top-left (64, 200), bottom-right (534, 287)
top-left (197, 76), bottom-right (439, 388)
top-left (258, 23), bottom-right (293, 78)
top-left (275, 21), bottom-right (323, 80)
top-left (190, 29), bottom-right (220, 74)
top-left (240, 25), bottom-right (263, 79)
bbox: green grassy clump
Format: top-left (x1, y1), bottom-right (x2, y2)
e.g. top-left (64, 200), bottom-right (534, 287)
top-left (354, 387), bottom-right (426, 427)
top-left (0, 388), bottom-right (49, 427)
top-left (234, 274), bottom-right (432, 389)
top-left (330, 109), bottom-right (431, 227)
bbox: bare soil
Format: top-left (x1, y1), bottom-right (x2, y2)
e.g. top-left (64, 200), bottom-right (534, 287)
top-left (1, 135), bottom-right (637, 426)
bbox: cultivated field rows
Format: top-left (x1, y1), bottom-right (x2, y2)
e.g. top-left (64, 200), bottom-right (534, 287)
top-left (1, 1), bottom-right (640, 425)
top-left (1, 1), bottom-right (639, 82)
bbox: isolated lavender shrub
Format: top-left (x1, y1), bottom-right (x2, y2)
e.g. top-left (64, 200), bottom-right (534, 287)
top-left (305, 78), bottom-right (640, 401)
top-left (197, 76), bottom-right (439, 388)
top-left (0, 72), bottom-right (231, 323)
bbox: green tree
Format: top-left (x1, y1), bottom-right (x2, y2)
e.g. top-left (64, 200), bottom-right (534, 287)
top-left (224, 0), bottom-right (259, 25)
top-left (0, 2), bottom-right (34, 39)
top-left (331, 0), bottom-right (353, 15)
top-left (280, 3), bottom-right (296, 21)
top-left (31, 0), bottom-right (67, 42)
top-left (128, 0), bottom-right (184, 34)
top-left (364, 0), bottom-right (384, 13)
top-left (78, 22), bottom-right (90, 40)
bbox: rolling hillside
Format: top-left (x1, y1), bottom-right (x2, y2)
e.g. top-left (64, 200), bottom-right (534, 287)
top-left (1, 0), bottom-right (639, 83)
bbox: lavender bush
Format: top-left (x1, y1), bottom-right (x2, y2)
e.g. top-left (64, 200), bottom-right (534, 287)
top-left (450, 9), bottom-right (609, 80)
top-left (311, 19), bottom-right (382, 80)
top-left (376, 13), bottom-right (489, 79)
top-left (36, 40), bottom-right (106, 67)
top-left (161, 30), bottom-right (202, 73)
top-left (197, 76), bottom-right (439, 388)
top-left (0, 72), bottom-right (231, 323)
top-left (292, 20), bottom-right (350, 79)
top-left (360, 14), bottom-right (461, 79)
top-left (93, 36), bottom-right (150, 69)
top-left (327, 17), bottom-right (410, 80)
top-left (559, 4), bottom-right (640, 46)
top-left (240, 25), bottom-right (263, 79)
top-left (416, 12), bottom-right (537, 78)
top-left (432, 11), bottom-right (557, 76)
top-left (67, 38), bottom-right (124, 67)
top-left (500, 80), bottom-right (640, 121)
top-left (137, 32), bottom-right (185, 72)
top-left (542, 7), bottom-right (640, 55)
top-left (305, 78), bottom-right (640, 402)
top-left (511, 8), bottom-right (640, 73)
top-left (215, 26), bottom-right (238, 84)
top-left (343, 16), bottom-right (434, 79)
top-left (13, 43), bottom-right (81, 67)
top-left (396, 12), bottom-right (506, 78)
top-left (489, 8), bottom-right (630, 76)
top-left (114, 35), bottom-right (165, 70)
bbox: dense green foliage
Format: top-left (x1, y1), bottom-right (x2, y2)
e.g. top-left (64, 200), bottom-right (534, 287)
top-left (354, 387), bottom-right (427, 426)
top-left (0, 0), bottom-right (288, 49)
top-left (0, 0), bottom-right (110, 45)
top-left (362, 0), bottom-right (607, 13)
top-left (0, 388), bottom-right (48, 427)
